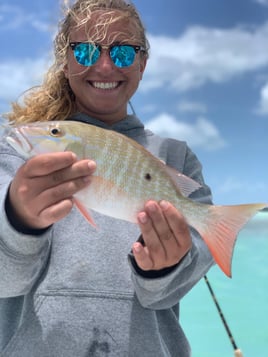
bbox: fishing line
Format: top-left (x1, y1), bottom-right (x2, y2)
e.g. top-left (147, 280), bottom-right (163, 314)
top-left (204, 275), bottom-right (243, 357)
top-left (128, 100), bottom-right (136, 116)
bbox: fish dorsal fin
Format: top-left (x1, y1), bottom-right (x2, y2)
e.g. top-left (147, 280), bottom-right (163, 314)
top-left (165, 165), bottom-right (202, 197)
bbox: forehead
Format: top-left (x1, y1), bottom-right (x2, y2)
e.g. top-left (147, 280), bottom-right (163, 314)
top-left (70, 9), bottom-right (138, 43)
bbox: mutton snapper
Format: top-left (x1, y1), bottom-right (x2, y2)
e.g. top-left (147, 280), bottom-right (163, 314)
top-left (4, 120), bottom-right (267, 277)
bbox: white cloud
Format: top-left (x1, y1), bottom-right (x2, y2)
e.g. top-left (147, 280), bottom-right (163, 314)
top-left (256, 82), bottom-right (268, 114)
top-left (0, 5), bottom-right (56, 112)
top-left (146, 113), bottom-right (226, 151)
top-left (0, 58), bottom-right (50, 105)
top-left (0, 4), bottom-right (53, 32)
top-left (254, 0), bottom-right (268, 6)
top-left (218, 176), bottom-right (267, 194)
top-left (177, 100), bottom-right (207, 114)
top-left (141, 23), bottom-right (268, 93)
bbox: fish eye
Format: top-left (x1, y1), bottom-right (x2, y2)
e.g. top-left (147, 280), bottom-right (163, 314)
top-left (49, 126), bottom-right (63, 137)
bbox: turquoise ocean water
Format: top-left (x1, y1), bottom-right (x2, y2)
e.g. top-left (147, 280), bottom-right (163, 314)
top-left (181, 211), bottom-right (268, 357)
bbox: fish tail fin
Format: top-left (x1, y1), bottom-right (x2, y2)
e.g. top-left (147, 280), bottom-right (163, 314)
top-left (195, 203), bottom-right (267, 277)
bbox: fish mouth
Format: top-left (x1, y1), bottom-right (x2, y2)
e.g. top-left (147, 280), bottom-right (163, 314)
top-left (6, 127), bottom-right (33, 158)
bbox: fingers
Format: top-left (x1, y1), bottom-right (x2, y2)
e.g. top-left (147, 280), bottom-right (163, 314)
top-left (132, 242), bottom-right (154, 271)
top-left (33, 159), bottom-right (96, 196)
top-left (16, 152), bottom-right (96, 202)
top-left (159, 201), bottom-right (192, 251)
top-left (8, 152), bottom-right (97, 229)
top-left (22, 152), bottom-right (78, 176)
top-left (36, 198), bottom-right (75, 225)
top-left (21, 152), bottom-right (96, 188)
top-left (133, 201), bottom-right (192, 271)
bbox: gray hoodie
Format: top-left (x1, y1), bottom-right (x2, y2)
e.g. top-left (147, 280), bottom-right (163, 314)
top-left (0, 114), bottom-right (214, 357)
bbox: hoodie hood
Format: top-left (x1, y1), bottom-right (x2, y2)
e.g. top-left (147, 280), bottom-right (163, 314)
top-left (67, 113), bottom-right (145, 139)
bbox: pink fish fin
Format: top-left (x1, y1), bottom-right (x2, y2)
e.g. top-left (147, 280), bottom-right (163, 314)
top-left (195, 203), bottom-right (267, 277)
top-left (73, 197), bottom-right (97, 229)
top-left (165, 165), bottom-right (202, 197)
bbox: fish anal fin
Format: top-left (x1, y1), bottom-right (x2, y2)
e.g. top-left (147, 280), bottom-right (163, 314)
top-left (165, 165), bottom-right (202, 197)
top-left (73, 197), bottom-right (97, 228)
top-left (195, 203), bottom-right (267, 277)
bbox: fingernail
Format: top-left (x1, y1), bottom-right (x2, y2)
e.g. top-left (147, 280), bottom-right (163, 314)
top-left (88, 161), bottom-right (96, 171)
top-left (71, 152), bottom-right (77, 161)
top-left (148, 201), bottom-right (157, 213)
top-left (133, 242), bottom-right (142, 253)
top-left (138, 212), bottom-right (148, 224)
top-left (160, 200), bottom-right (169, 211)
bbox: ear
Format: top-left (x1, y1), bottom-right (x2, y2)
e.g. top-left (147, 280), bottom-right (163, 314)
top-left (139, 57), bottom-right (147, 80)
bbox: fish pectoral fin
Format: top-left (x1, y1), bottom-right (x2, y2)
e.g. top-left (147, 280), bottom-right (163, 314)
top-left (196, 203), bottom-right (267, 277)
top-left (165, 165), bottom-right (202, 197)
top-left (73, 197), bottom-right (97, 228)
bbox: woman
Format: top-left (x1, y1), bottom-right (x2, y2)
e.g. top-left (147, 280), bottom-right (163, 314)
top-left (0, 1), bottom-right (214, 356)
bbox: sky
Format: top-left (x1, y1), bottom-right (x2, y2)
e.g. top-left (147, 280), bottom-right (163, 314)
top-left (0, 0), bottom-right (268, 207)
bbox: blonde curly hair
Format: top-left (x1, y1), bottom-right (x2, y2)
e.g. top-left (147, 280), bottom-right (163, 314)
top-left (4, 0), bottom-right (149, 124)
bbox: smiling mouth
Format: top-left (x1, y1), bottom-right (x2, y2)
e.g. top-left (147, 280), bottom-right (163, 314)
top-left (89, 81), bottom-right (121, 90)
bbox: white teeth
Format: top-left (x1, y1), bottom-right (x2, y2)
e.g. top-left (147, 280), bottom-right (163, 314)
top-left (92, 82), bottom-right (118, 89)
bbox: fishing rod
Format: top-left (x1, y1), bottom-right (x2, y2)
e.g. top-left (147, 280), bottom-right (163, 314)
top-left (204, 275), bottom-right (244, 357)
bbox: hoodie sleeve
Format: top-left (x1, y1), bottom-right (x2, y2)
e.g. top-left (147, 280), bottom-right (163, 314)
top-left (0, 149), bottom-right (52, 298)
top-left (128, 142), bottom-right (215, 309)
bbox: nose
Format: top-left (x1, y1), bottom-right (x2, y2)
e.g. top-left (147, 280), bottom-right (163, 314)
top-left (94, 49), bottom-right (115, 72)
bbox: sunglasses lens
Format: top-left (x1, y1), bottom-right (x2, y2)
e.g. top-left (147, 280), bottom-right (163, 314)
top-left (110, 45), bottom-right (136, 67)
top-left (73, 43), bottom-right (100, 66)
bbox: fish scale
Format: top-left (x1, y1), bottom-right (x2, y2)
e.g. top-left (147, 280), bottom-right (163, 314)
top-left (96, 137), bottom-right (130, 194)
top-left (4, 120), bottom-right (267, 277)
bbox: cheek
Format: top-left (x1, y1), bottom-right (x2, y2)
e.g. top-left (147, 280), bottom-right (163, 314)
top-left (139, 58), bottom-right (147, 80)
top-left (64, 66), bottom-right (89, 85)
top-left (123, 58), bottom-right (146, 82)
top-left (124, 61), bottom-right (144, 80)
top-left (134, 64), bottom-right (145, 82)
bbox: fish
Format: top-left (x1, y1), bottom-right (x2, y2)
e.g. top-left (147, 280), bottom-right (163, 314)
top-left (4, 120), bottom-right (267, 277)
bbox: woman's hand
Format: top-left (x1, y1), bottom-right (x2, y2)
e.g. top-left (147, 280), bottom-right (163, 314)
top-left (8, 152), bottom-right (96, 230)
top-left (133, 200), bottom-right (192, 271)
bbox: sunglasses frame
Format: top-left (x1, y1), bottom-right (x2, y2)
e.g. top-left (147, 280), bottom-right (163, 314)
top-left (69, 42), bottom-right (146, 68)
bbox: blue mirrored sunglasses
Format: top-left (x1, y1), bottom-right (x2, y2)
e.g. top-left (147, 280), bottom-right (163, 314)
top-left (69, 42), bottom-right (145, 68)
